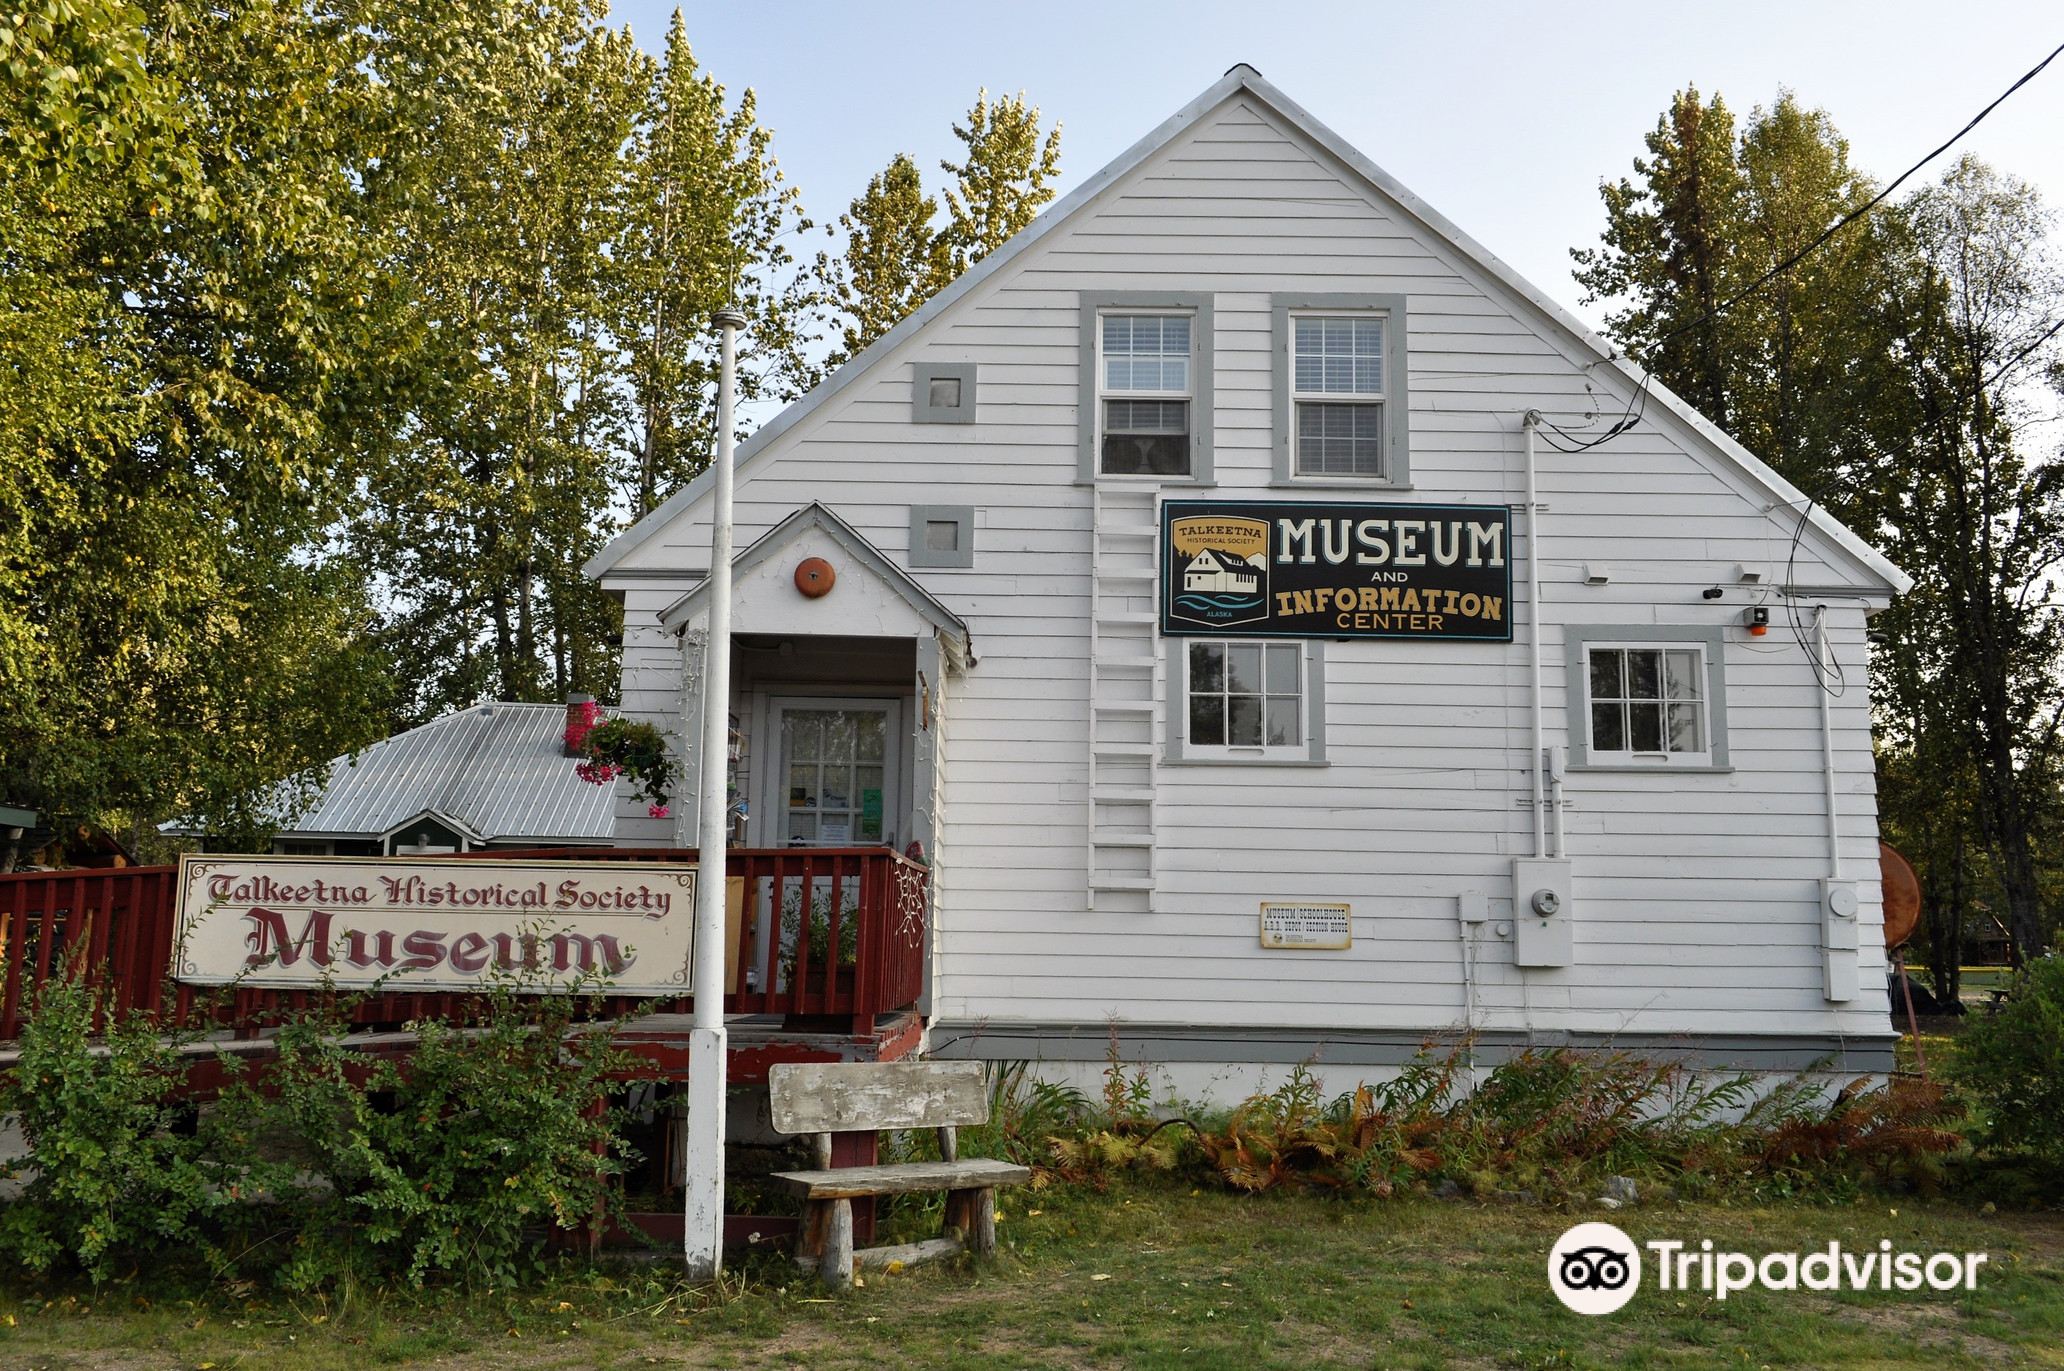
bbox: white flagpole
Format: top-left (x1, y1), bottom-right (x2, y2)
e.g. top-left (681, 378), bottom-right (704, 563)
top-left (684, 307), bottom-right (746, 1280)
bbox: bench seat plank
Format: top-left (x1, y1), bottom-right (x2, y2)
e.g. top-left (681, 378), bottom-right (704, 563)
top-left (768, 1158), bottom-right (1030, 1199)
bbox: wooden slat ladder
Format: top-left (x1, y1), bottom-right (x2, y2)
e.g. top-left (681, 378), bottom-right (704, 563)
top-left (1086, 480), bottom-right (1161, 913)
top-left (766, 1061), bottom-right (1030, 1289)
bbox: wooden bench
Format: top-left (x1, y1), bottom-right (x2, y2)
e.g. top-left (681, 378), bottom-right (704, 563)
top-left (766, 1060), bottom-right (1031, 1288)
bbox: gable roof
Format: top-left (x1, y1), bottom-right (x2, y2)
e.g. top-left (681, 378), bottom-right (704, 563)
top-left (165, 703), bottom-right (619, 844)
top-left (658, 502), bottom-right (974, 662)
top-left (588, 65), bottom-right (1907, 597)
top-left (1187, 547), bottom-right (1261, 576)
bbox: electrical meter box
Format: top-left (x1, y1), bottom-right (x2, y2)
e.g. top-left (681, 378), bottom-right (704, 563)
top-left (1512, 858), bottom-right (1573, 968)
top-left (1821, 879), bottom-right (1860, 1002)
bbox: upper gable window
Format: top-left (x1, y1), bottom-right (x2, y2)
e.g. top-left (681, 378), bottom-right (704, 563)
top-left (1079, 292), bottom-right (1214, 483)
top-left (1270, 294), bottom-right (1410, 487)
top-left (1099, 313), bottom-right (1193, 476)
top-left (1292, 315), bottom-right (1386, 477)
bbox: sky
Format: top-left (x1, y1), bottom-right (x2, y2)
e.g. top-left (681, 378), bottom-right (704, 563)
top-left (607, 0), bottom-right (2064, 334)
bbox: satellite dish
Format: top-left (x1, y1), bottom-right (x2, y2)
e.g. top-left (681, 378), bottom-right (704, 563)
top-left (1880, 842), bottom-right (1921, 950)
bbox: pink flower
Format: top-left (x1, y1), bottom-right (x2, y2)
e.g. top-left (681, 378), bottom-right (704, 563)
top-left (564, 700), bottom-right (607, 751)
top-left (574, 760), bottom-right (622, 786)
top-left (648, 804), bottom-right (670, 819)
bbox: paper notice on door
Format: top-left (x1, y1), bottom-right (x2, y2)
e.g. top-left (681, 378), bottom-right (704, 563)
top-left (819, 818), bottom-right (852, 845)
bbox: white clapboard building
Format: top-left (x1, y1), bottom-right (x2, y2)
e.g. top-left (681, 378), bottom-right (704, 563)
top-left (586, 67), bottom-right (1906, 1095)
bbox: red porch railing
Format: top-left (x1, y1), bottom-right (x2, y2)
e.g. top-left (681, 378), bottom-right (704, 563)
top-left (0, 848), bottom-right (928, 1040)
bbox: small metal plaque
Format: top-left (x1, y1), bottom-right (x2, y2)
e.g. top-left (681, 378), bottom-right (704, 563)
top-left (1259, 901), bottom-right (1352, 950)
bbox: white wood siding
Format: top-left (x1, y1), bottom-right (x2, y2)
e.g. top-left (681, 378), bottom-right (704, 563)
top-left (601, 93), bottom-right (1893, 1046)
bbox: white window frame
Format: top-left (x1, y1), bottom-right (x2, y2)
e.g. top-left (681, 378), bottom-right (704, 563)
top-left (1077, 291), bottom-right (1214, 484)
top-left (1164, 638), bottom-right (1328, 766)
top-left (755, 696), bottom-right (906, 849)
top-left (1270, 293), bottom-right (1410, 488)
top-left (1096, 309), bottom-right (1195, 478)
top-left (1565, 625), bottom-right (1731, 772)
top-left (1288, 311), bottom-right (1388, 479)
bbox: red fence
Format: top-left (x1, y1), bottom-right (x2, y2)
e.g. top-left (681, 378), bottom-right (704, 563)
top-left (0, 848), bottom-right (928, 1040)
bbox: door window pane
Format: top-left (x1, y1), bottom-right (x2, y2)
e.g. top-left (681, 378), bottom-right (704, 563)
top-left (779, 707), bottom-right (894, 847)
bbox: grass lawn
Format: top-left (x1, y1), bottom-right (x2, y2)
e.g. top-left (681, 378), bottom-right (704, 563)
top-left (1, 1184), bottom-right (2059, 1370)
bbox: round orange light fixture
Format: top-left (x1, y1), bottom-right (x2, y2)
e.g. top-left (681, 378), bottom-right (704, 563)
top-left (794, 557), bottom-right (836, 598)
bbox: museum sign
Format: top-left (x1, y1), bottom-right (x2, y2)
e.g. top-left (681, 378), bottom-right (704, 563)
top-left (1161, 499), bottom-right (1513, 641)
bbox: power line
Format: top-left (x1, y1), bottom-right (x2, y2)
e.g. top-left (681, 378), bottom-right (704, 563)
top-left (1642, 38), bottom-right (2064, 356)
top-left (1545, 38), bottom-right (2063, 456)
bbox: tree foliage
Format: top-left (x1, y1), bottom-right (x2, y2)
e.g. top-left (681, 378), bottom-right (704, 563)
top-left (1578, 91), bottom-right (2064, 961)
top-left (0, 0), bottom-right (398, 849)
top-left (615, 13), bottom-right (818, 520)
top-left (0, 3), bottom-right (820, 841)
top-left (821, 90), bottom-right (1062, 368)
top-left (941, 89), bottom-right (1063, 272)
top-left (826, 153), bottom-right (953, 365)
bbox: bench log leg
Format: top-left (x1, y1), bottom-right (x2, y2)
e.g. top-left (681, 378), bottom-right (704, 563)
top-left (796, 1198), bottom-right (831, 1265)
top-left (944, 1187), bottom-right (997, 1257)
top-left (820, 1198), bottom-right (854, 1289)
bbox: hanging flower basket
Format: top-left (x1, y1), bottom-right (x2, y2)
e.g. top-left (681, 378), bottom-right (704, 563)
top-left (571, 712), bottom-right (676, 818)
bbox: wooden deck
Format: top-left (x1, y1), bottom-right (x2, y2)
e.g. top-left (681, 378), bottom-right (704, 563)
top-left (0, 847), bottom-right (930, 1040)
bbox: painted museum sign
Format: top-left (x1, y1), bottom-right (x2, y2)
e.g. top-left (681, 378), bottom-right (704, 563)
top-left (1161, 500), bottom-right (1513, 641)
top-left (173, 854), bottom-right (697, 995)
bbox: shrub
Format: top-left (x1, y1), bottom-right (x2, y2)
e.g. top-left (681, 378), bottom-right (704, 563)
top-left (1755, 1077), bottom-right (1962, 1193)
top-left (226, 984), bottom-right (640, 1290)
top-left (0, 970), bottom-right (226, 1283)
top-left (1189, 1043), bottom-right (1960, 1201)
top-left (0, 964), bottom-right (642, 1291)
top-left (1951, 953), bottom-right (2064, 1165)
top-left (1046, 1032), bottom-right (1190, 1187)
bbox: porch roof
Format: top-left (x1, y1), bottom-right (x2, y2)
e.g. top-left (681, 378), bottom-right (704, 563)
top-left (659, 503), bottom-right (973, 664)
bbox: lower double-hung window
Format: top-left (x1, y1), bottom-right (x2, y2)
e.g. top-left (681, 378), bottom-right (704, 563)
top-left (1585, 644), bottom-right (1707, 759)
top-left (1181, 639), bottom-right (1308, 760)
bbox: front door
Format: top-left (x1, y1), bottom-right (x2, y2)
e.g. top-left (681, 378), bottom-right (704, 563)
top-left (765, 699), bottom-right (901, 848)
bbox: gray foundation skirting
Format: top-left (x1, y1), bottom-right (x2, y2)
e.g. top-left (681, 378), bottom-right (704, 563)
top-left (926, 1021), bottom-right (1898, 1075)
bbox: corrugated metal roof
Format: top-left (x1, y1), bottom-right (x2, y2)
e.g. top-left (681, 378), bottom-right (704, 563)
top-left (284, 703), bottom-right (617, 843)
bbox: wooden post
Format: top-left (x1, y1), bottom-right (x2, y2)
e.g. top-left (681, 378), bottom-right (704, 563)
top-left (821, 1198), bottom-right (854, 1288)
top-left (796, 1198), bottom-right (830, 1264)
top-left (944, 1187), bottom-right (974, 1242)
top-left (969, 1188), bottom-right (996, 1257)
top-left (830, 1129), bottom-right (877, 1245)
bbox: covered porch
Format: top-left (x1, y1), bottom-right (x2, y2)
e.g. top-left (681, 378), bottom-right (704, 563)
top-left (658, 501), bottom-right (971, 873)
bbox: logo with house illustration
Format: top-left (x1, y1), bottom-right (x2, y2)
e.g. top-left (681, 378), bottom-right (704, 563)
top-left (1168, 514), bottom-right (1270, 626)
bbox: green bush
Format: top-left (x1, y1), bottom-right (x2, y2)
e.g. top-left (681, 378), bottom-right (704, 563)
top-left (1952, 953), bottom-right (2064, 1164)
top-left (224, 984), bottom-right (639, 1290)
top-left (0, 969), bottom-right (640, 1290)
top-left (0, 972), bottom-right (226, 1283)
top-left (1183, 1044), bottom-right (1960, 1201)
